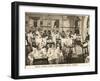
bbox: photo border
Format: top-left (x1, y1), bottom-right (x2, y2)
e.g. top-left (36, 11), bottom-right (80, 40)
top-left (11, 1), bottom-right (98, 79)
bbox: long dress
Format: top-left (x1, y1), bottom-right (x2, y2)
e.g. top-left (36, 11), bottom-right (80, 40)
top-left (55, 48), bottom-right (64, 63)
top-left (47, 48), bottom-right (58, 64)
top-left (28, 47), bottom-right (36, 65)
top-left (27, 32), bottom-right (33, 46)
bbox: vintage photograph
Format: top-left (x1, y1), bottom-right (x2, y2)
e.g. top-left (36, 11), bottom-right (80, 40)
top-left (11, 2), bottom-right (97, 78)
top-left (25, 12), bottom-right (90, 65)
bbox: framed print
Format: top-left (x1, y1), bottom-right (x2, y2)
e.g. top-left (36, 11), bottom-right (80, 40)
top-left (11, 1), bottom-right (98, 79)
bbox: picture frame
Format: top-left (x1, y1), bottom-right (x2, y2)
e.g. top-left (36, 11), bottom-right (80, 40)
top-left (11, 1), bottom-right (98, 79)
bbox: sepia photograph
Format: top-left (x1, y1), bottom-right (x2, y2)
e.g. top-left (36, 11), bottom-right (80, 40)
top-left (11, 2), bottom-right (97, 79)
top-left (25, 13), bottom-right (90, 66)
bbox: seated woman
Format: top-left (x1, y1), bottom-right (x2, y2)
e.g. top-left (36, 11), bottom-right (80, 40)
top-left (27, 30), bottom-right (33, 47)
top-left (27, 46), bottom-right (37, 65)
top-left (55, 44), bottom-right (64, 64)
top-left (85, 55), bottom-right (89, 63)
top-left (47, 44), bottom-right (58, 64)
top-left (65, 35), bottom-right (73, 55)
top-left (40, 46), bottom-right (47, 58)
